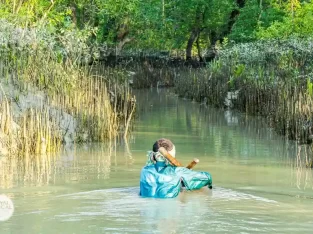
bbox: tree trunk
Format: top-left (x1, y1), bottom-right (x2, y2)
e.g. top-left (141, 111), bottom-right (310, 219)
top-left (258, 0), bottom-right (263, 21)
top-left (205, 0), bottom-right (246, 62)
top-left (186, 29), bottom-right (199, 61)
top-left (116, 37), bottom-right (133, 56)
top-left (196, 33), bottom-right (204, 63)
top-left (114, 21), bottom-right (134, 56)
top-left (185, 6), bottom-right (203, 61)
top-left (70, 4), bottom-right (77, 26)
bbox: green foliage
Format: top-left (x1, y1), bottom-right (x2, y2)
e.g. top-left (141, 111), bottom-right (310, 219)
top-left (257, 1), bottom-right (313, 39)
top-left (229, 1), bottom-right (261, 42)
top-left (1, 0), bottom-right (313, 56)
top-left (234, 64), bottom-right (246, 78)
top-left (229, 0), bottom-right (285, 42)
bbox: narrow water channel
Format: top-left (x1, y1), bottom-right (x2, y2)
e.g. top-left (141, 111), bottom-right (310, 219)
top-left (1, 88), bottom-right (313, 233)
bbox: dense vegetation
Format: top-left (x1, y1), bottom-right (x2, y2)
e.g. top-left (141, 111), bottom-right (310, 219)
top-left (175, 39), bottom-right (313, 146)
top-left (2, 0), bottom-right (313, 157)
top-left (0, 1), bottom-right (137, 158)
top-left (0, 0), bottom-right (313, 57)
top-left (1, 1), bottom-right (313, 59)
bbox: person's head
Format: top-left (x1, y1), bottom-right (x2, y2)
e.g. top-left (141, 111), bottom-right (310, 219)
top-left (152, 138), bottom-right (176, 157)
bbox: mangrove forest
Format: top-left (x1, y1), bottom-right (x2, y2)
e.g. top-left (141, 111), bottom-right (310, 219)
top-left (2, 0), bottom-right (313, 233)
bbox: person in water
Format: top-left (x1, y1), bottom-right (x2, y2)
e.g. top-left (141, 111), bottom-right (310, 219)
top-left (139, 138), bottom-right (213, 198)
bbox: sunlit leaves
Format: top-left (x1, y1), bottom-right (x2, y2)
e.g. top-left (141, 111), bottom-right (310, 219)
top-left (2, 0), bottom-right (313, 54)
top-left (256, 1), bottom-right (313, 39)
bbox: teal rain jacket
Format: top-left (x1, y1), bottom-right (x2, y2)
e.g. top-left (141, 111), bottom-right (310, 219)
top-left (139, 151), bottom-right (213, 198)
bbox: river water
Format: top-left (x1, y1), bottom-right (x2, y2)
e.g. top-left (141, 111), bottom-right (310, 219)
top-left (1, 88), bottom-right (313, 233)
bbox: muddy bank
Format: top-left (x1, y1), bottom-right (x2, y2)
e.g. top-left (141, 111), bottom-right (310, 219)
top-left (0, 72), bottom-right (135, 158)
top-left (0, 80), bottom-right (76, 157)
top-left (0, 20), bottom-right (136, 158)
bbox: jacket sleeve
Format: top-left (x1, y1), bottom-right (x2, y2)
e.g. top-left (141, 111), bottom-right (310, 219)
top-left (175, 167), bottom-right (213, 190)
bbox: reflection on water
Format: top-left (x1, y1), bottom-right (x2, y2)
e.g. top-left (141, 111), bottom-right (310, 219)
top-left (2, 89), bottom-right (313, 191)
top-left (0, 152), bottom-right (57, 189)
top-left (134, 88), bottom-right (313, 169)
top-left (2, 88), bottom-right (313, 233)
top-left (0, 142), bottom-right (117, 189)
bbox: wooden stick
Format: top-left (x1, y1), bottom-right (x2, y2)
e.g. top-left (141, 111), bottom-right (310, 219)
top-left (186, 158), bottom-right (199, 169)
top-left (158, 147), bottom-right (199, 169)
top-left (158, 147), bottom-right (182, 167)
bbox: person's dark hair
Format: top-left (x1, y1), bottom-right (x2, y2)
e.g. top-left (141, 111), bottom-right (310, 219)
top-left (152, 138), bottom-right (174, 152)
